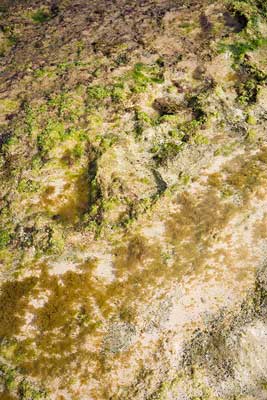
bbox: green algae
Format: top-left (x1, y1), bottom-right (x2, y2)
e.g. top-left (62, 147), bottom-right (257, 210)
top-left (194, 134), bottom-right (209, 145)
top-left (0, 100), bottom-right (19, 118)
top-left (0, 362), bottom-right (47, 400)
top-left (23, 103), bottom-right (37, 137)
top-left (31, 9), bottom-right (51, 24)
top-left (111, 83), bottom-right (126, 103)
top-left (236, 61), bottom-right (267, 104)
top-left (18, 379), bottom-right (47, 400)
top-left (1, 132), bottom-right (267, 399)
top-left (130, 62), bottom-right (164, 93)
top-left (87, 85), bottom-right (111, 107)
top-left (1, 0), bottom-right (267, 398)
top-left (17, 179), bottom-right (40, 194)
top-left (0, 365), bottom-right (16, 392)
top-left (0, 231), bottom-right (10, 250)
top-left (37, 121), bottom-right (65, 156)
top-left (134, 109), bottom-right (156, 136)
top-left (86, 61), bottom-right (164, 111)
top-left (152, 142), bottom-right (184, 165)
top-left (228, 0), bottom-right (267, 21)
top-left (219, 38), bottom-right (267, 62)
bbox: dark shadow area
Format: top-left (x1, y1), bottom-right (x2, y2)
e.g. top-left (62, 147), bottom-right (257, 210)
top-left (223, 11), bottom-right (248, 33)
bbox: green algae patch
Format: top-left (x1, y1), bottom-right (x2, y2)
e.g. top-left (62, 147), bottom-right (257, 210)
top-left (0, 100), bottom-right (19, 118)
top-left (152, 142), bottom-right (184, 165)
top-left (130, 62), bottom-right (165, 93)
top-left (31, 9), bottom-right (51, 24)
top-left (0, 231), bottom-right (10, 250)
top-left (37, 121), bottom-right (65, 156)
top-left (0, 363), bottom-right (47, 400)
top-left (18, 380), bottom-right (47, 400)
top-left (87, 85), bottom-right (111, 104)
top-left (219, 38), bottom-right (267, 62)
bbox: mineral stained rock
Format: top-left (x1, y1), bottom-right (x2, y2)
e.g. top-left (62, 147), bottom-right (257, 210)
top-left (1, 0), bottom-right (267, 399)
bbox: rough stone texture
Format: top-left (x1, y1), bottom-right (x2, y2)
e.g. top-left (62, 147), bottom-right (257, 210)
top-left (1, 0), bottom-right (267, 399)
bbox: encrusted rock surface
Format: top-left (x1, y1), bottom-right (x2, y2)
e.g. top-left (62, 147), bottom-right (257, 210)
top-left (1, 0), bottom-right (267, 399)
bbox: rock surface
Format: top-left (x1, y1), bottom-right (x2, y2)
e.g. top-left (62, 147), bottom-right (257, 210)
top-left (1, 0), bottom-right (267, 399)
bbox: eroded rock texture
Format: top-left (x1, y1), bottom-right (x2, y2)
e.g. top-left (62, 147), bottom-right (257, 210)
top-left (1, 0), bottom-right (267, 399)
